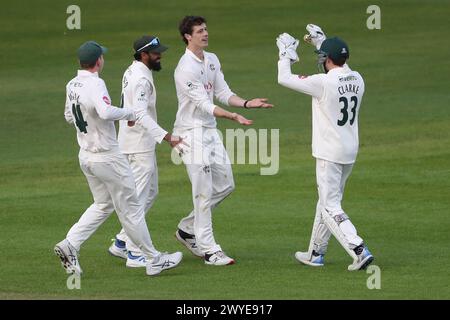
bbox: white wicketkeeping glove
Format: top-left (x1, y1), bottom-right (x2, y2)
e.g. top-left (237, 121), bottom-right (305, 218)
top-left (304, 24), bottom-right (326, 50)
top-left (276, 32), bottom-right (300, 63)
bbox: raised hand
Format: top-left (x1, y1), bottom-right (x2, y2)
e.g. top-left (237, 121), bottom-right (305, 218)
top-left (232, 113), bottom-right (253, 126)
top-left (304, 24), bottom-right (326, 50)
top-left (276, 32), bottom-right (300, 63)
top-left (245, 98), bottom-right (273, 108)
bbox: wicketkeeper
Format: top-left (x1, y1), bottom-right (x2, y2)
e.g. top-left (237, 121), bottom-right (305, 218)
top-left (276, 24), bottom-right (374, 271)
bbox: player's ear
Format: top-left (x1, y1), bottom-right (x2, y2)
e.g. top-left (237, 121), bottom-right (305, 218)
top-left (96, 55), bottom-right (104, 69)
top-left (184, 33), bottom-right (191, 42)
top-left (143, 51), bottom-right (151, 62)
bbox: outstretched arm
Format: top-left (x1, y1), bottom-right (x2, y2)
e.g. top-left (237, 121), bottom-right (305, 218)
top-left (176, 68), bottom-right (253, 125)
top-left (213, 105), bottom-right (253, 125)
top-left (228, 95), bottom-right (273, 109)
top-left (92, 81), bottom-right (135, 121)
top-left (276, 32), bottom-right (325, 99)
top-left (212, 58), bottom-right (273, 109)
top-left (277, 59), bottom-right (324, 98)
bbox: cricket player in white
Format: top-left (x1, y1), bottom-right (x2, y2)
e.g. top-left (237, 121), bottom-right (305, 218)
top-left (173, 16), bottom-right (273, 265)
top-left (276, 25), bottom-right (374, 271)
top-left (108, 36), bottom-right (185, 268)
top-left (54, 41), bottom-right (182, 276)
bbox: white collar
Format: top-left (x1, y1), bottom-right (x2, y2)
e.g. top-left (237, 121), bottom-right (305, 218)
top-left (133, 60), bottom-right (152, 76)
top-left (327, 66), bottom-right (344, 75)
top-left (185, 48), bottom-right (204, 63)
top-left (77, 70), bottom-right (99, 77)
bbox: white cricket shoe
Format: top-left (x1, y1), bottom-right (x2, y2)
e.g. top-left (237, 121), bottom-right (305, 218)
top-left (126, 252), bottom-right (146, 268)
top-left (295, 251), bottom-right (324, 267)
top-left (175, 229), bottom-right (203, 257)
top-left (204, 251), bottom-right (235, 266)
top-left (54, 239), bottom-right (83, 275)
top-left (348, 245), bottom-right (374, 271)
top-left (146, 252), bottom-right (183, 276)
top-left (108, 238), bottom-right (127, 259)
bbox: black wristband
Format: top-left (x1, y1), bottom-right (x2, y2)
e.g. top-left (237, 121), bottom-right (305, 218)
top-left (243, 100), bottom-right (249, 108)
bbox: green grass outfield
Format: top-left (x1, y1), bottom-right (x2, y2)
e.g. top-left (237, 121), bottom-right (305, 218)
top-left (0, 0), bottom-right (449, 299)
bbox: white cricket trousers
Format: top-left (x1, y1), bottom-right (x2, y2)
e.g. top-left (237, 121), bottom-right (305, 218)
top-left (66, 151), bottom-right (160, 259)
top-left (310, 158), bottom-right (363, 255)
top-left (175, 128), bottom-right (235, 254)
top-left (115, 151), bottom-right (159, 255)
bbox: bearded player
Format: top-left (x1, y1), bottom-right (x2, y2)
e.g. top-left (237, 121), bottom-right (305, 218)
top-left (108, 35), bottom-right (185, 268)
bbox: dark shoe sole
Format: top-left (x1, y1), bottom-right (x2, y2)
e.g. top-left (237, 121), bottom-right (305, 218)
top-left (174, 232), bottom-right (204, 258)
top-left (359, 256), bottom-right (374, 270)
top-left (54, 246), bottom-right (74, 274)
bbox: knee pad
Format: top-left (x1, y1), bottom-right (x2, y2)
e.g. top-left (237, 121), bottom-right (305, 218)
top-left (333, 213), bottom-right (349, 225)
top-left (321, 209), bottom-right (357, 260)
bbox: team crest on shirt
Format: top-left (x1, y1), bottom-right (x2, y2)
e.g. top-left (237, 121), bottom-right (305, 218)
top-left (103, 96), bottom-right (111, 105)
top-left (138, 90), bottom-right (147, 102)
top-left (137, 81), bottom-right (152, 102)
top-left (204, 82), bottom-right (212, 92)
top-left (209, 64), bottom-right (215, 71)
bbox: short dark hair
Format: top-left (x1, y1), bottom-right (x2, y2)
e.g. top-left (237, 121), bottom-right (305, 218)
top-left (329, 56), bottom-right (347, 66)
top-left (80, 61), bottom-right (96, 69)
top-left (134, 52), bottom-right (143, 61)
top-left (178, 15), bottom-right (206, 45)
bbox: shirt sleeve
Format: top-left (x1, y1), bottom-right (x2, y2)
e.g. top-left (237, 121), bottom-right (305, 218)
top-left (132, 78), bottom-right (153, 111)
top-left (213, 59), bottom-right (235, 106)
top-left (64, 87), bottom-right (74, 124)
top-left (132, 78), bottom-right (167, 144)
top-left (91, 79), bottom-right (135, 121)
top-left (277, 59), bottom-right (324, 99)
top-left (175, 69), bottom-right (216, 115)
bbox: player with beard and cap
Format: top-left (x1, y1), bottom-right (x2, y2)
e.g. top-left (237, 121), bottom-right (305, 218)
top-left (55, 40), bottom-right (183, 277)
top-left (108, 35), bottom-right (186, 268)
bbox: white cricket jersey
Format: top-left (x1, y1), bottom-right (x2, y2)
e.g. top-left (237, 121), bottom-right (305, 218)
top-left (278, 59), bottom-right (365, 164)
top-left (118, 61), bottom-right (168, 154)
top-left (173, 48), bottom-right (235, 130)
top-left (64, 70), bottom-right (135, 157)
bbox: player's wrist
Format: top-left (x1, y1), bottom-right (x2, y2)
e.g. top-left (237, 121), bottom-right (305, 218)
top-left (243, 100), bottom-right (250, 108)
top-left (163, 133), bottom-right (172, 142)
